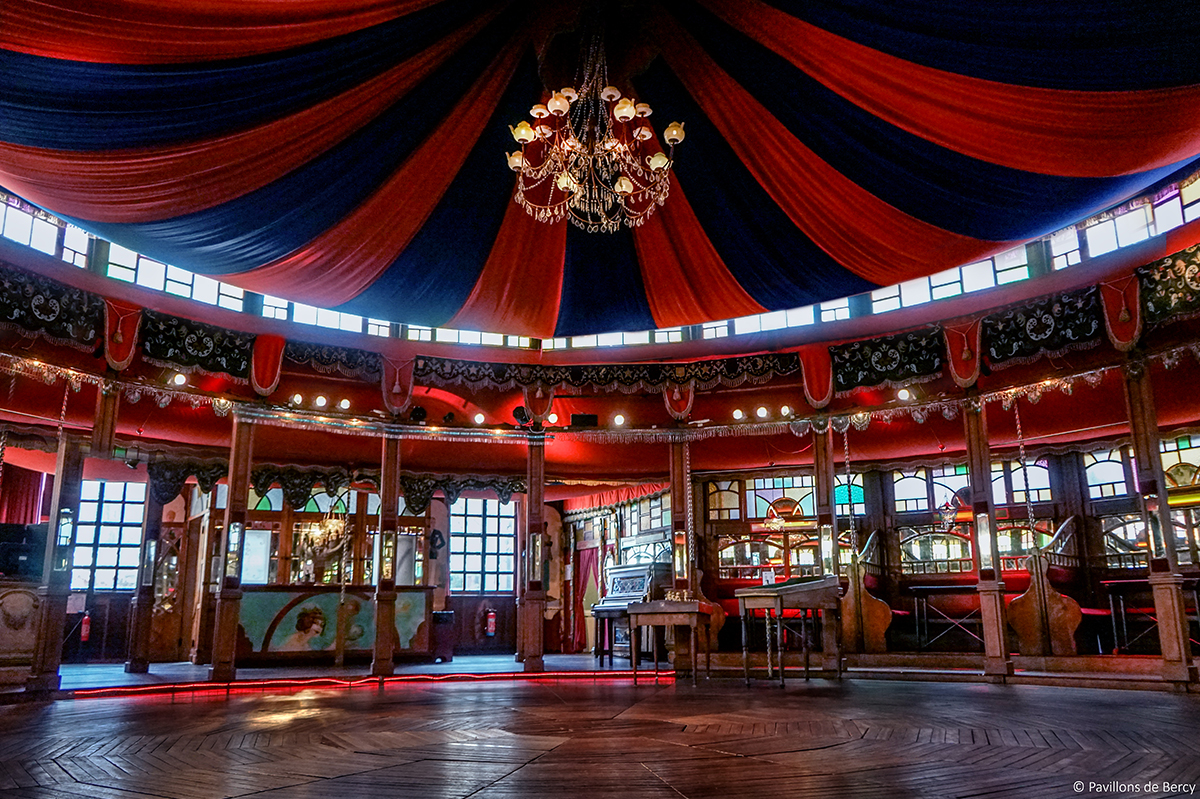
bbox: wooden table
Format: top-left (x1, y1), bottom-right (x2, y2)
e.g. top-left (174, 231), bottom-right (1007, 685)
top-left (735, 575), bottom-right (842, 687)
top-left (626, 600), bottom-right (712, 686)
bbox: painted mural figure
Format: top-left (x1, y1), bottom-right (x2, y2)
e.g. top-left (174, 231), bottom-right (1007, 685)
top-left (278, 606), bottom-right (326, 651)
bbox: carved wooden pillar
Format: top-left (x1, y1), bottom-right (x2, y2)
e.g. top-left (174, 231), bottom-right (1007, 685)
top-left (372, 435), bottom-right (400, 677)
top-left (125, 471), bottom-right (165, 674)
top-left (518, 433), bottom-right (547, 672)
top-left (91, 382), bottom-right (119, 458)
top-left (352, 489), bottom-right (369, 585)
top-left (1122, 359), bottom-right (1196, 683)
top-left (963, 396), bottom-right (1013, 678)
top-left (209, 416), bottom-right (254, 682)
top-left (27, 436), bottom-right (85, 693)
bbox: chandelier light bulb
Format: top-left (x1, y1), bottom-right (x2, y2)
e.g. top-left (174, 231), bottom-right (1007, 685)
top-left (510, 121), bottom-right (535, 144)
top-left (664, 121), bottom-right (686, 145)
top-left (613, 98), bottom-right (636, 122)
top-left (530, 103), bottom-right (549, 118)
top-left (507, 151), bottom-right (524, 171)
top-left (614, 176), bottom-right (634, 195)
top-left (635, 103), bottom-right (652, 117)
top-left (646, 152), bottom-right (670, 171)
top-left (601, 85), bottom-right (621, 101)
top-left (547, 92), bottom-right (570, 115)
top-left (560, 87), bottom-right (578, 102)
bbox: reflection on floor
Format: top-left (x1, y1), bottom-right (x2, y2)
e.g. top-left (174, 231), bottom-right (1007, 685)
top-left (1, 674), bottom-right (1198, 798)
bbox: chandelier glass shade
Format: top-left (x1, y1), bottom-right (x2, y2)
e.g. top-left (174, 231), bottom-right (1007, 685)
top-left (507, 30), bottom-right (684, 233)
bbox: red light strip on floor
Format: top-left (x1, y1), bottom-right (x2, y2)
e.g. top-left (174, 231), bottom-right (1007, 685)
top-left (67, 669), bottom-right (675, 699)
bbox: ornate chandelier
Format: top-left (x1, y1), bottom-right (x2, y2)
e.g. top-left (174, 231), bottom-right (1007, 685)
top-left (506, 28), bottom-right (684, 233)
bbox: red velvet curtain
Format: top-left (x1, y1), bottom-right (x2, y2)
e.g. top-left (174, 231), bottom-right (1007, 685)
top-left (1, 0), bottom-right (445, 63)
top-left (0, 464), bottom-right (44, 525)
top-left (573, 546), bottom-right (600, 653)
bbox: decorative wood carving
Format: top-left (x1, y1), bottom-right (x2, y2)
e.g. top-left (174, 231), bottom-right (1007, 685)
top-left (1008, 550), bottom-right (1081, 656)
top-left (841, 559), bottom-right (892, 654)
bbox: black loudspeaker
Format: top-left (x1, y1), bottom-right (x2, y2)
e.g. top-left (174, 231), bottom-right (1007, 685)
top-left (571, 413), bottom-right (599, 427)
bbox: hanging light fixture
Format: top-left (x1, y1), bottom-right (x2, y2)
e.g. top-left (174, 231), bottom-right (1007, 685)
top-left (506, 21), bottom-right (684, 233)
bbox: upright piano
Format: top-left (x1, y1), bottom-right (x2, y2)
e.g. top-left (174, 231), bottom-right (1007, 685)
top-left (591, 562), bottom-right (672, 666)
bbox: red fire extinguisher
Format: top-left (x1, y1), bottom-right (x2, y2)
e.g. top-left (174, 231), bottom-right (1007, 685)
top-left (80, 611), bottom-right (91, 643)
top-left (485, 609), bottom-right (496, 637)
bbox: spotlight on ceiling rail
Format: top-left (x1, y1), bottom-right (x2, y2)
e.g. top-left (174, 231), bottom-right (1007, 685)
top-left (473, 412), bottom-right (485, 424)
top-left (443, 412), bottom-right (455, 425)
top-left (513, 406), bottom-right (532, 426)
top-left (732, 408), bottom-right (745, 421)
top-left (338, 398), bottom-right (350, 410)
top-left (171, 373), bottom-right (187, 386)
top-left (409, 405), bottom-right (427, 424)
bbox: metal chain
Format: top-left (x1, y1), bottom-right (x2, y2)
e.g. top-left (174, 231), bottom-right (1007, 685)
top-left (0, 429), bottom-right (7, 493)
top-left (56, 383), bottom-right (69, 441)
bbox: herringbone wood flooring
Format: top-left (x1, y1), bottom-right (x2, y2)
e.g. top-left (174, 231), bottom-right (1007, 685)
top-left (0, 678), bottom-right (1197, 798)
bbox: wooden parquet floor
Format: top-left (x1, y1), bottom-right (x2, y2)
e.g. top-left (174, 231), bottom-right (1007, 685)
top-left (0, 678), bottom-right (1197, 798)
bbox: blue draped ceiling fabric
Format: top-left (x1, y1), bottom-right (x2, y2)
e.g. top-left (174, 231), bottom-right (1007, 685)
top-left (4, 0), bottom-right (1200, 338)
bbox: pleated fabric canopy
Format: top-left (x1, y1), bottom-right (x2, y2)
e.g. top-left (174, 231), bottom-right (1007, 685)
top-left (4, 0), bottom-right (1200, 338)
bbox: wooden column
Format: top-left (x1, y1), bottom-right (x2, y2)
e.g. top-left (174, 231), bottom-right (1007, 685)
top-left (963, 397), bottom-right (1013, 679)
top-left (26, 436), bottom-right (85, 693)
top-left (372, 435), bottom-right (400, 677)
top-left (669, 441), bottom-right (692, 591)
top-left (125, 472), bottom-right (166, 674)
top-left (91, 383), bottom-right (119, 458)
top-left (519, 432), bottom-right (547, 672)
top-left (352, 489), bottom-right (369, 586)
top-left (1122, 359), bottom-right (1197, 683)
top-left (209, 417), bottom-right (254, 682)
top-left (812, 425), bottom-right (839, 575)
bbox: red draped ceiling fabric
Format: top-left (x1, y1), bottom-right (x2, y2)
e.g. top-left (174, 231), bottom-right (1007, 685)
top-left (227, 38), bottom-right (525, 306)
top-left (0, 14), bottom-right (499, 222)
top-left (0, 0), bottom-right (445, 63)
top-left (650, 10), bottom-right (1017, 286)
top-left (698, 0), bottom-right (1200, 177)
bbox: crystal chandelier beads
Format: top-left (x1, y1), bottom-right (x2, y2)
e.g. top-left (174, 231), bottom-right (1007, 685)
top-left (506, 28), bottom-right (684, 233)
